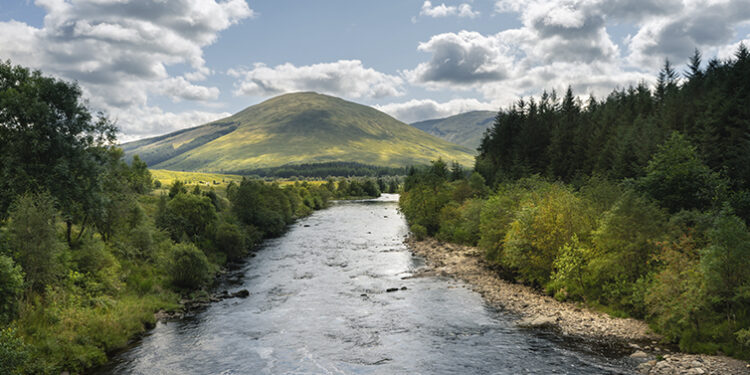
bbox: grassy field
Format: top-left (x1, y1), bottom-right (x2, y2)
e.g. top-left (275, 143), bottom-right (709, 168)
top-left (150, 169), bottom-right (245, 187)
top-left (150, 169), bottom-right (327, 192)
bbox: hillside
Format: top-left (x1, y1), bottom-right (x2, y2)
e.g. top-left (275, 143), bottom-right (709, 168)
top-left (122, 92), bottom-right (474, 172)
top-left (411, 111), bottom-right (496, 151)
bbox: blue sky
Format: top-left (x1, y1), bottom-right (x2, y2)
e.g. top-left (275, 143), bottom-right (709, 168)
top-left (1, 1), bottom-right (749, 141)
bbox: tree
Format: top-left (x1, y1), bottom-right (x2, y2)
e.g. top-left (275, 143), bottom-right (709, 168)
top-left (0, 255), bottom-right (23, 324)
top-left (0, 61), bottom-right (117, 245)
top-left (7, 193), bottom-right (64, 294)
top-left (639, 132), bottom-right (726, 212)
top-left (169, 243), bottom-right (211, 290)
top-left (157, 193), bottom-right (217, 242)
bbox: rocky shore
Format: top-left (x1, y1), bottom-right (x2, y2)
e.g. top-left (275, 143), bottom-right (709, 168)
top-left (405, 237), bottom-right (750, 375)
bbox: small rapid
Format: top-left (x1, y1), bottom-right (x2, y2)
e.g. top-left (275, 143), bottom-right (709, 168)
top-left (96, 195), bottom-right (635, 374)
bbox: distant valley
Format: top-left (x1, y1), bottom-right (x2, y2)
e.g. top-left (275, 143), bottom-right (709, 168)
top-left (411, 110), bottom-right (496, 151)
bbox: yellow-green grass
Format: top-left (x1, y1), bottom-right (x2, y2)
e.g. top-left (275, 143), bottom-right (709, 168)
top-left (150, 169), bottom-right (244, 187)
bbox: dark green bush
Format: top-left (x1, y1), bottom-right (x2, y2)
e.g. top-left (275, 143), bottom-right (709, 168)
top-left (169, 243), bottom-right (211, 290)
top-left (0, 256), bottom-right (23, 324)
top-left (7, 193), bottom-right (64, 294)
top-left (215, 222), bottom-right (247, 260)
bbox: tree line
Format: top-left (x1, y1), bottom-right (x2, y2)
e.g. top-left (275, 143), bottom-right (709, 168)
top-left (401, 45), bottom-right (750, 359)
top-left (0, 60), bottom-right (387, 374)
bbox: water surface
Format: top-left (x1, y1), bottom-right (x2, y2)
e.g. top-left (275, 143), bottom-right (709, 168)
top-left (98, 195), bottom-right (635, 374)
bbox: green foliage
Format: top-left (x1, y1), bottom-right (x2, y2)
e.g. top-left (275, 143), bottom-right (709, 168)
top-left (215, 222), bottom-right (247, 261)
top-left (157, 193), bottom-right (217, 242)
top-left (168, 180), bottom-right (187, 199)
top-left (436, 199), bottom-right (483, 245)
top-left (410, 224), bottom-right (427, 241)
top-left (0, 256), bottom-right (23, 324)
top-left (586, 191), bottom-right (666, 315)
top-left (0, 327), bottom-right (30, 375)
top-left (7, 193), bottom-right (64, 294)
top-left (72, 236), bottom-right (115, 276)
top-left (640, 132), bottom-right (726, 212)
top-left (169, 243), bottom-right (211, 290)
top-left (502, 183), bottom-right (594, 286)
top-left (0, 61), bottom-right (117, 245)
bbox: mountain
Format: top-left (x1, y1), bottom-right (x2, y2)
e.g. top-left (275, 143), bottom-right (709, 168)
top-left (411, 110), bottom-right (496, 151)
top-left (122, 92), bottom-right (474, 172)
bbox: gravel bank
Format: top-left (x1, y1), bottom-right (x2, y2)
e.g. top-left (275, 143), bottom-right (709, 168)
top-left (405, 237), bottom-right (750, 375)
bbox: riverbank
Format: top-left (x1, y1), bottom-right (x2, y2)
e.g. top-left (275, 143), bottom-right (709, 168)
top-left (405, 237), bottom-right (750, 375)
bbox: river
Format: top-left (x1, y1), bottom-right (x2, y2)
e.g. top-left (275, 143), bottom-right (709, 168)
top-left (96, 194), bottom-right (635, 374)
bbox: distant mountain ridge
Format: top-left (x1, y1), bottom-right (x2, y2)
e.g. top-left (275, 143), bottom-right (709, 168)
top-left (122, 92), bottom-right (474, 172)
top-left (411, 110), bottom-right (496, 151)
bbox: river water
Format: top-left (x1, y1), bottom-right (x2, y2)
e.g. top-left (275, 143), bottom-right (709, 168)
top-left (97, 194), bottom-right (635, 374)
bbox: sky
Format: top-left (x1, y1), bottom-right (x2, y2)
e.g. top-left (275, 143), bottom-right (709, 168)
top-left (1, 1), bottom-right (749, 142)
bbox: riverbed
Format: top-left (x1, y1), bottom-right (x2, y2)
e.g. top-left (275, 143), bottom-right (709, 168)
top-left (96, 194), bottom-right (635, 374)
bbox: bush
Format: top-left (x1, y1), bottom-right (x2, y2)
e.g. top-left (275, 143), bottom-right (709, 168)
top-left (158, 193), bottom-right (217, 242)
top-left (0, 327), bottom-right (30, 375)
top-left (639, 132), bottom-right (726, 212)
top-left (585, 191), bottom-right (666, 315)
top-left (410, 224), bottom-right (428, 241)
top-left (0, 256), bottom-right (23, 324)
top-left (215, 222), bottom-right (247, 260)
top-left (7, 193), bottom-right (64, 294)
top-left (502, 183), bottom-right (594, 286)
top-left (478, 182), bottom-right (530, 264)
top-left (169, 243), bottom-right (211, 290)
top-left (437, 199), bottom-right (482, 245)
top-left (72, 236), bottom-right (115, 275)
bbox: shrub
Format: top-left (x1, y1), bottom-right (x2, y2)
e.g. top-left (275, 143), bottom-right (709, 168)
top-left (72, 236), bottom-right (115, 275)
top-left (437, 199), bottom-right (483, 245)
top-left (639, 132), bottom-right (726, 212)
top-left (0, 327), bottom-right (30, 375)
top-left (169, 243), bottom-right (211, 290)
top-left (502, 183), bottom-right (594, 286)
top-left (399, 183), bottom-right (453, 235)
top-left (129, 224), bottom-right (155, 259)
top-left (478, 182), bottom-right (530, 264)
top-left (0, 256), bottom-right (23, 324)
top-left (215, 222), bottom-right (247, 260)
top-left (586, 191), bottom-right (666, 315)
top-left (158, 193), bottom-right (217, 242)
top-left (7, 193), bottom-right (64, 294)
top-left (410, 224), bottom-right (428, 241)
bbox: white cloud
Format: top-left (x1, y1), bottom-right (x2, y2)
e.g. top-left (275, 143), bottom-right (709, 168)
top-left (0, 0), bottom-right (254, 138)
top-left (404, 0), bottom-right (750, 118)
top-left (229, 60), bottom-right (405, 99)
top-left (405, 31), bottom-right (514, 86)
top-left (115, 108), bottom-right (232, 142)
top-left (625, 0), bottom-right (750, 69)
top-left (420, 1), bottom-right (480, 19)
top-left (376, 98), bottom-right (497, 123)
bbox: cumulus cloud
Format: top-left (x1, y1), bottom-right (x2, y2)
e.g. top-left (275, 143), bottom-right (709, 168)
top-left (0, 0), bottom-right (254, 138)
top-left (376, 98), bottom-right (497, 123)
top-left (626, 0), bottom-right (750, 68)
top-left (420, 1), bottom-right (480, 19)
top-left (405, 31), bottom-right (514, 85)
top-left (404, 0), bottom-right (750, 118)
top-left (229, 60), bottom-right (405, 99)
top-left (115, 108), bottom-right (233, 142)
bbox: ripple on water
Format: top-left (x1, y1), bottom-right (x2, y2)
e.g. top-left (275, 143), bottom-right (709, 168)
top-left (94, 197), bottom-right (635, 375)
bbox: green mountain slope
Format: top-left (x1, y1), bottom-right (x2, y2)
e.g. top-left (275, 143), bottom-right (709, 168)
top-left (122, 92), bottom-right (474, 172)
top-left (411, 110), bottom-right (496, 151)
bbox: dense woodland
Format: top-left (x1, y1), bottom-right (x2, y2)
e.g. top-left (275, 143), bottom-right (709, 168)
top-left (401, 46), bottom-right (750, 358)
top-left (0, 61), bottom-right (386, 374)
